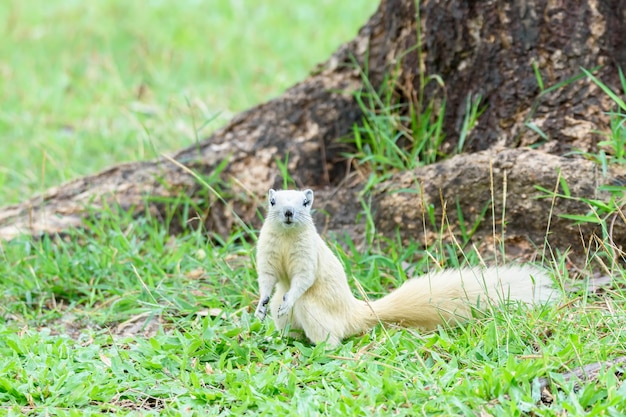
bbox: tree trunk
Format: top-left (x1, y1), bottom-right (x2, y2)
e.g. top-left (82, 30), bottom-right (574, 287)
top-left (374, 148), bottom-right (626, 263)
top-left (1, 0), bottom-right (625, 265)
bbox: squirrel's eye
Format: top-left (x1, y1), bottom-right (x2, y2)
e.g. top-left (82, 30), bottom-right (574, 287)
top-left (270, 198), bottom-right (276, 206)
top-left (303, 199), bottom-right (310, 207)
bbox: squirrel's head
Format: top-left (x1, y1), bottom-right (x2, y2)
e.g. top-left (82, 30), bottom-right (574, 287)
top-left (266, 188), bottom-right (314, 229)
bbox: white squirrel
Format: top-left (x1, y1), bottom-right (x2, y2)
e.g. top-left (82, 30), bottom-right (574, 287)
top-left (254, 188), bottom-right (555, 347)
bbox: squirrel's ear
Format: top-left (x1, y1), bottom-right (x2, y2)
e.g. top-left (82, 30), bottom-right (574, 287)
top-left (303, 189), bottom-right (314, 207)
top-left (268, 189), bottom-right (277, 207)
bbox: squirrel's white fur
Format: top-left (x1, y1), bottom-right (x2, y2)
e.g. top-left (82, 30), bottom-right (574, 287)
top-left (255, 189), bottom-right (555, 347)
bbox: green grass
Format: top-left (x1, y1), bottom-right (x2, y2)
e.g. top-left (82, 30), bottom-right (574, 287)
top-left (1, 0), bottom-right (626, 415)
top-left (0, 0), bottom-right (377, 205)
top-left (2, 215), bottom-right (626, 415)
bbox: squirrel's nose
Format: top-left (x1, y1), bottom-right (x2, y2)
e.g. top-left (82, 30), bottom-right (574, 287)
top-left (284, 209), bottom-right (293, 218)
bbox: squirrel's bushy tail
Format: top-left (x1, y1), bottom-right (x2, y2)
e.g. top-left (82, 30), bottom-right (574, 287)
top-left (360, 265), bottom-right (556, 330)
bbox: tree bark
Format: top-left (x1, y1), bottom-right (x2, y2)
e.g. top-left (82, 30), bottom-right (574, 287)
top-left (1, 0), bottom-right (625, 266)
top-left (374, 148), bottom-right (626, 263)
top-left (420, 0), bottom-right (626, 154)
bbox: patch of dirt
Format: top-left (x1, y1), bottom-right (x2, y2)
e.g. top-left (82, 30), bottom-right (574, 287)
top-left (108, 311), bottom-right (165, 339)
top-left (95, 389), bottom-right (170, 412)
top-left (5, 302), bottom-right (167, 341)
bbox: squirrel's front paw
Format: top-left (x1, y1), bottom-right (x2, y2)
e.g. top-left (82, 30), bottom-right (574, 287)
top-left (255, 296), bottom-right (270, 320)
top-left (255, 305), bottom-right (267, 321)
top-left (277, 293), bottom-right (293, 318)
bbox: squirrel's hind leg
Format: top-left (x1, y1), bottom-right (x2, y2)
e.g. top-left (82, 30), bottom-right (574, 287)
top-left (293, 300), bottom-right (343, 347)
top-left (270, 286), bottom-right (342, 346)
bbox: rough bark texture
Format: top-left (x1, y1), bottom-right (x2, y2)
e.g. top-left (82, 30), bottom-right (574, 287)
top-left (374, 148), bottom-right (626, 262)
top-left (1, 0), bottom-right (625, 266)
top-left (420, 0), bottom-right (626, 154)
